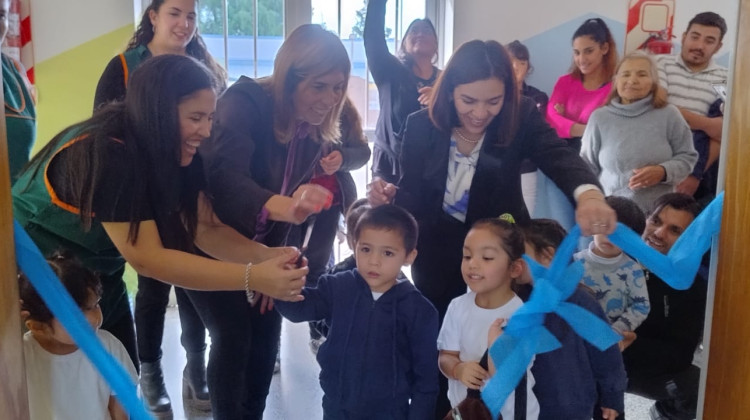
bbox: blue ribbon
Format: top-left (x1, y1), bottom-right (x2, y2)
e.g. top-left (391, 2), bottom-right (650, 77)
top-left (608, 192), bottom-right (724, 290)
top-left (14, 220), bottom-right (153, 420)
top-left (481, 192), bottom-right (724, 418)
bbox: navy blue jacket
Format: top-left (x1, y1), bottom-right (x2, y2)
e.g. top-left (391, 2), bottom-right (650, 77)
top-left (525, 286), bottom-right (627, 419)
top-left (275, 269), bottom-right (439, 419)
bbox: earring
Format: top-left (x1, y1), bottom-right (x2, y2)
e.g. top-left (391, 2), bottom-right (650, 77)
top-left (152, 26), bottom-right (155, 33)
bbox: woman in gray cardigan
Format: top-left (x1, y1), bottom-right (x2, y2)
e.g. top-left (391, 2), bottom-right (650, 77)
top-left (581, 52), bottom-right (698, 212)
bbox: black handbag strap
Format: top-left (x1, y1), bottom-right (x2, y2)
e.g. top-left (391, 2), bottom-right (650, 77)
top-left (514, 370), bottom-right (527, 420)
top-left (465, 349), bottom-right (527, 420)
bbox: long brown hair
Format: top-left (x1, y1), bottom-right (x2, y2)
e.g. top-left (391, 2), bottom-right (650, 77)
top-left (261, 24), bottom-right (351, 145)
top-left (428, 40), bottom-right (519, 146)
top-left (128, 0), bottom-right (227, 90)
top-left (569, 18), bottom-right (618, 83)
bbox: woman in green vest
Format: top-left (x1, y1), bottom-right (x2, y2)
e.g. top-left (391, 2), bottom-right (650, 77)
top-left (12, 55), bottom-right (318, 416)
top-left (93, 1), bottom-right (226, 415)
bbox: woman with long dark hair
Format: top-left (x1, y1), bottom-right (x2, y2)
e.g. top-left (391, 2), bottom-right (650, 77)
top-left (12, 55), bottom-right (311, 418)
top-left (547, 18), bottom-right (618, 152)
top-left (95, 0), bottom-right (226, 107)
top-left (93, 1), bottom-right (228, 415)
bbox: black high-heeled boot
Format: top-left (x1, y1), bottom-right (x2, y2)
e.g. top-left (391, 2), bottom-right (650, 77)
top-left (140, 361), bottom-right (173, 418)
top-left (183, 350), bottom-right (211, 411)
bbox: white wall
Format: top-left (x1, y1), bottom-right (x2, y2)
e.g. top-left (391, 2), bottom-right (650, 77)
top-left (30, 0), bottom-right (133, 62)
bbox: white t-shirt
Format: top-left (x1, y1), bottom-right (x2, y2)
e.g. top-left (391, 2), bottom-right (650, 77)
top-left (437, 292), bottom-right (540, 420)
top-left (23, 329), bottom-right (138, 420)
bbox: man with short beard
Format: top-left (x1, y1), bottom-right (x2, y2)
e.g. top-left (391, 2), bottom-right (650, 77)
top-left (656, 12), bottom-right (728, 200)
top-left (622, 193), bottom-right (706, 420)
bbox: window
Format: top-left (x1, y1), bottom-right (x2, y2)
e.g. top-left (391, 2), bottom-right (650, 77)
top-left (199, 0), bottom-right (285, 80)
top-left (311, 0), bottom-right (432, 129)
top-left (199, 0), bottom-right (436, 128)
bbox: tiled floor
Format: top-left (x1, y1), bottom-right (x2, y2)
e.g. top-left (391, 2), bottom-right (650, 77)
top-left (158, 306), bottom-right (655, 420)
top-left (160, 307), bottom-right (325, 420)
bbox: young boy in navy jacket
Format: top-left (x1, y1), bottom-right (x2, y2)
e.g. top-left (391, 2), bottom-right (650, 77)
top-left (275, 204), bottom-right (439, 419)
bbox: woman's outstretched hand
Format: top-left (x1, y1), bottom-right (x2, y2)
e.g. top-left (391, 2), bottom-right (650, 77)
top-left (288, 184), bottom-right (333, 224)
top-left (249, 248), bottom-right (307, 302)
top-left (576, 189), bottom-right (616, 236)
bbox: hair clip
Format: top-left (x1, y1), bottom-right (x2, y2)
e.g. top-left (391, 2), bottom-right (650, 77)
top-left (498, 213), bottom-right (516, 224)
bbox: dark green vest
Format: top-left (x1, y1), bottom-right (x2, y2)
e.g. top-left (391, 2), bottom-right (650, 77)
top-left (12, 130), bottom-right (129, 325)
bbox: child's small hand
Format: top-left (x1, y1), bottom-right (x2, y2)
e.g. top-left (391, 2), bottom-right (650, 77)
top-left (454, 361), bottom-right (489, 390)
top-left (619, 331), bottom-right (637, 352)
top-left (252, 293), bottom-right (275, 314)
top-left (487, 318), bottom-right (507, 347)
top-left (601, 407), bottom-right (618, 419)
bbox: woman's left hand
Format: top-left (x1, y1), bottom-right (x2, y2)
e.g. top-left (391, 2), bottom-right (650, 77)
top-left (320, 150), bottom-right (343, 175)
top-left (629, 165), bottom-right (665, 190)
top-left (576, 189), bottom-right (616, 236)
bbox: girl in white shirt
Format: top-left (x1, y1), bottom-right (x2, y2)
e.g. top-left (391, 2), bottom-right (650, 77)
top-left (19, 252), bottom-right (137, 420)
top-left (438, 217), bottom-right (540, 419)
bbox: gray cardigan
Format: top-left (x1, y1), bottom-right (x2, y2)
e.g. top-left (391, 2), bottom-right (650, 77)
top-left (581, 95), bottom-right (698, 211)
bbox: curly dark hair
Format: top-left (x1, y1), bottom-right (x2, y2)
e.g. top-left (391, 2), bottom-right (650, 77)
top-left (19, 250), bottom-right (103, 325)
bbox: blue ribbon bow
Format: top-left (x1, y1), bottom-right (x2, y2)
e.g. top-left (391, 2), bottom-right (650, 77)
top-left (481, 192), bottom-right (724, 418)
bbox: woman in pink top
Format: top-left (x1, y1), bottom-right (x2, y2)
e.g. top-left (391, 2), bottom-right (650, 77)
top-left (547, 18), bottom-right (618, 151)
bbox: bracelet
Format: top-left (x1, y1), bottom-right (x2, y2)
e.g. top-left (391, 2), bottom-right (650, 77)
top-left (244, 263), bottom-right (255, 303)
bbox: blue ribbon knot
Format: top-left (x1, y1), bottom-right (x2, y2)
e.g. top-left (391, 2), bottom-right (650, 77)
top-left (481, 192), bottom-right (724, 419)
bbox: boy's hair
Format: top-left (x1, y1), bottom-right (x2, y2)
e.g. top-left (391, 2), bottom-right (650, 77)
top-left (19, 251), bottom-right (103, 324)
top-left (522, 218), bottom-right (568, 254)
top-left (470, 218), bottom-right (525, 261)
top-left (345, 198), bottom-right (371, 239)
top-left (353, 205), bottom-right (418, 253)
top-left (606, 196), bottom-right (646, 234)
top-left (687, 12), bottom-right (727, 41)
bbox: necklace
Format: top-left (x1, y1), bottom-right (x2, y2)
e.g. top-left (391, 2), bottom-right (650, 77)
top-left (453, 128), bottom-right (482, 144)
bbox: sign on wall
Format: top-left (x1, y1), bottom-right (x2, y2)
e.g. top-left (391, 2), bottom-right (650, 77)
top-left (2, 0), bottom-right (34, 83)
top-left (625, 0), bottom-right (676, 55)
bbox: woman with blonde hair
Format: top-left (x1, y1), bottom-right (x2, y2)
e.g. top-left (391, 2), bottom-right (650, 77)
top-left (581, 52), bottom-right (698, 211)
top-left (195, 24), bottom-right (355, 419)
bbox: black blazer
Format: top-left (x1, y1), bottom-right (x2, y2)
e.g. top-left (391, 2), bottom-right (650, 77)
top-left (395, 97), bottom-right (599, 229)
top-left (200, 77), bottom-right (324, 246)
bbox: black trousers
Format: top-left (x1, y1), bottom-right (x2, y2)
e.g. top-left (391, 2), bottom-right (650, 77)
top-left (134, 275), bottom-right (207, 363)
top-left (183, 288), bottom-right (282, 420)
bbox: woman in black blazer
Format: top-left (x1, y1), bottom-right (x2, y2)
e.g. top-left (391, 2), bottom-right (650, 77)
top-left (368, 39), bottom-right (616, 418)
top-left (369, 39), bottom-right (616, 322)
